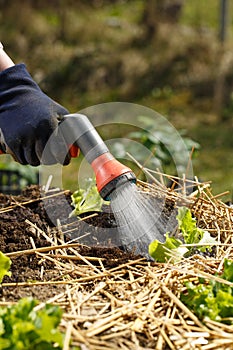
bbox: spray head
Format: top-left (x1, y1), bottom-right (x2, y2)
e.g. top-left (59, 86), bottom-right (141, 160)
top-left (62, 114), bottom-right (136, 200)
top-left (91, 152), bottom-right (136, 200)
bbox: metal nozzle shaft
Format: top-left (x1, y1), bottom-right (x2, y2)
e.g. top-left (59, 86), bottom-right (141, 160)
top-left (61, 113), bottom-right (136, 200)
top-left (61, 114), bottom-right (109, 163)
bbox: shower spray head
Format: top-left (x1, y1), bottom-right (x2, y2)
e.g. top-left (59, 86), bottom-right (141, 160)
top-left (91, 152), bottom-right (136, 200)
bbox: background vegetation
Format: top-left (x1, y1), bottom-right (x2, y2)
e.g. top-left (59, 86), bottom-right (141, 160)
top-left (1, 0), bottom-right (233, 198)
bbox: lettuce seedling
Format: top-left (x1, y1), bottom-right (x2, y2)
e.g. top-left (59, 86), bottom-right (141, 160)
top-left (71, 178), bottom-right (108, 216)
top-left (181, 259), bottom-right (233, 324)
top-left (0, 252), bottom-right (11, 283)
top-left (149, 233), bottom-right (185, 263)
top-left (149, 207), bottom-right (216, 262)
top-left (0, 298), bottom-right (63, 349)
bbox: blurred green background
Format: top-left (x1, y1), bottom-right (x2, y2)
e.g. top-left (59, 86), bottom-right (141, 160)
top-left (1, 0), bottom-right (233, 198)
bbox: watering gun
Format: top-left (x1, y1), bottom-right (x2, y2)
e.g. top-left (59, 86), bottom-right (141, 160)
top-left (62, 114), bottom-right (136, 200)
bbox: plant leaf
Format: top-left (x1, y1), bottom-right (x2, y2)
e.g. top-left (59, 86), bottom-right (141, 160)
top-left (71, 178), bottom-right (107, 216)
top-left (176, 206), bottom-right (203, 244)
top-left (198, 231), bottom-right (217, 252)
top-left (0, 252), bottom-right (11, 283)
top-left (0, 297), bottom-right (63, 349)
top-left (221, 259), bottom-right (233, 282)
top-left (149, 207), bottom-right (216, 261)
top-left (181, 259), bottom-right (233, 324)
top-left (149, 233), bottom-right (184, 262)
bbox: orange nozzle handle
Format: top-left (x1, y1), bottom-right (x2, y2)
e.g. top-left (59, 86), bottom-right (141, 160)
top-left (91, 152), bottom-right (136, 199)
top-left (69, 144), bottom-right (80, 158)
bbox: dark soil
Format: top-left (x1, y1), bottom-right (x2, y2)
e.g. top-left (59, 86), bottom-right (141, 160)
top-left (0, 186), bottom-right (144, 302)
top-left (0, 185), bottom-right (178, 302)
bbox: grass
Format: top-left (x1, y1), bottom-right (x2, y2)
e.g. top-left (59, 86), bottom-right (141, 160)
top-left (192, 122), bottom-right (233, 199)
top-left (180, 0), bottom-right (219, 30)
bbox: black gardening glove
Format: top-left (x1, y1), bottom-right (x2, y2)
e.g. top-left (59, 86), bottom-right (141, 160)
top-left (0, 63), bottom-right (71, 166)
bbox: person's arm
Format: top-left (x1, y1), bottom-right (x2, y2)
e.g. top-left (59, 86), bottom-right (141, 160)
top-left (0, 43), bottom-right (15, 72)
top-left (0, 43), bottom-right (73, 166)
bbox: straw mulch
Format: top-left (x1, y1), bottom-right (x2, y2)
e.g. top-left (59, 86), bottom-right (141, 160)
top-left (2, 176), bottom-right (233, 350)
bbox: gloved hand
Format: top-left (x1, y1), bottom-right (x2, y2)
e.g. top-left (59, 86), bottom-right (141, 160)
top-left (0, 63), bottom-right (72, 166)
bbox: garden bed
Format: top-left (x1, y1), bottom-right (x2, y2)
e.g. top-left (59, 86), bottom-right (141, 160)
top-left (0, 176), bottom-right (233, 349)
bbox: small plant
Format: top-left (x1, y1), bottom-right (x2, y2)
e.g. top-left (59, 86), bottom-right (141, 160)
top-left (70, 178), bottom-right (108, 217)
top-left (181, 259), bottom-right (233, 324)
top-left (0, 252), bottom-right (11, 283)
top-left (0, 255), bottom-right (81, 349)
top-left (0, 298), bottom-right (63, 350)
top-left (149, 207), bottom-right (216, 262)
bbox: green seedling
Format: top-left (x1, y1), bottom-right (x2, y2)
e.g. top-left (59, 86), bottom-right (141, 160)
top-left (0, 252), bottom-right (11, 283)
top-left (0, 298), bottom-right (63, 349)
top-left (149, 206), bottom-right (216, 262)
top-left (181, 259), bottom-right (233, 324)
top-left (70, 178), bottom-right (108, 217)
